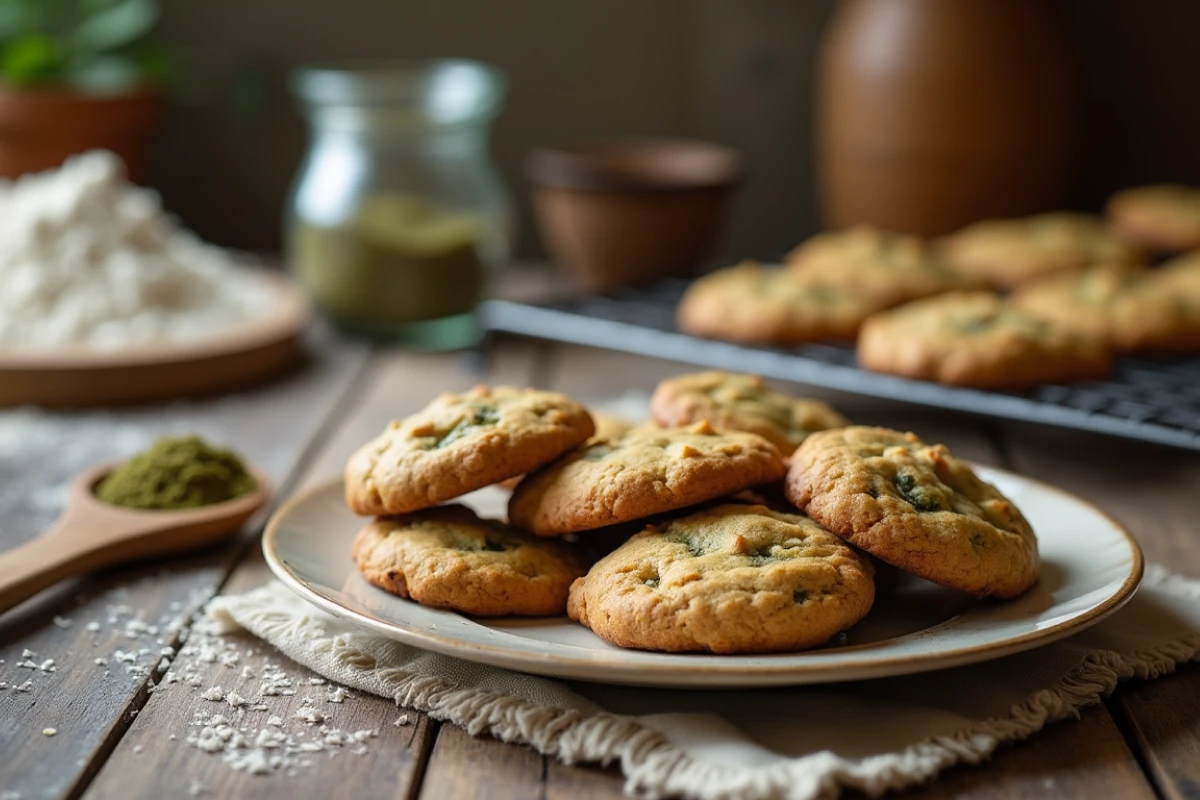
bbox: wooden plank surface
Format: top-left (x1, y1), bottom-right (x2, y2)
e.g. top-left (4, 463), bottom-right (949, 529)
top-left (900, 705), bottom-right (1156, 800)
top-left (84, 343), bottom-right (540, 799)
top-left (1111, 662), bottom-right (1200, 800)
top-left (0, 325), bottom-right (371, 800)
top-left (544, 759), bottom-right (629, 800)
top-left (419, 725), bottom-right (544, 800)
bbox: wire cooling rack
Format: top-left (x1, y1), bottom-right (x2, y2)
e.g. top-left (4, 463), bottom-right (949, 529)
top-left (482, 278), bottom-right (1200, 452)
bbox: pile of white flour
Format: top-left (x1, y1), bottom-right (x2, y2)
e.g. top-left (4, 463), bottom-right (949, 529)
top-left (0, 151), bottom-right (274, 350)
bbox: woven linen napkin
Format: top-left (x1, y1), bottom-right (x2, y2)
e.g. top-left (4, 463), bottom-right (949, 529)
top-left (206, 565), bottom-right (1200, 800)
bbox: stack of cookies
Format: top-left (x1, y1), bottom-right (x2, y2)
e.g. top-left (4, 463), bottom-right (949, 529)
top-left (344, 372), bottom-right (1040, 655)
top-left (677, 187), bottom-right (1200, 390)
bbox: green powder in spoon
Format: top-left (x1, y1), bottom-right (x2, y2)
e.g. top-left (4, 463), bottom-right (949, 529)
top-left (95, 435), bottom-right (256, 510)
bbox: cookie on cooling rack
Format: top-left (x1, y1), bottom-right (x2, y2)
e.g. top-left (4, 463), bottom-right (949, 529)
top-left (856, 291), bottom-right (1112, 389)
top-left (676, 261), bottom-right (886, 344)
top-left (649, 371), bottom-right (848, 455)
top-left (1106, 184), bottom-right (1200, 254)
top-left (786, 225), bottom-right (980, 307)
top-left (938, 212), bottom-right (1143, 289)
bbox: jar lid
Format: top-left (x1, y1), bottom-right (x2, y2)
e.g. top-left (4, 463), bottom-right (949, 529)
top-left (292, 59), bottom-right (506, 125)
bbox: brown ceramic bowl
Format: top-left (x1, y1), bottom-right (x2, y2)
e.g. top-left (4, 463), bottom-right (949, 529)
top-left (527, 138), bottom-right (742, 291)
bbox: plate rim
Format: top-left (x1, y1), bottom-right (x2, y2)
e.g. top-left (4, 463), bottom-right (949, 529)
top-left (262, 465), bottom-right (1145, 685)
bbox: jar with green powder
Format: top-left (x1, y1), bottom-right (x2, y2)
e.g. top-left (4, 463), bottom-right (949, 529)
top-left (287, 60), bottom-right (512, 350)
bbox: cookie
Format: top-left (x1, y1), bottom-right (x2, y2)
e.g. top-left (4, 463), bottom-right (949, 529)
top-left (345, 386), bottom-right (594, 515)
top-left (352, 504), bottom-right (584, 616)
top-left (566, 503), bottom-right (875, 653)
top-left (856, 291), bottom-right (1112, 389)
top-left (589, 410), bottom-right (637, 442)
top-left (1106, 184), bottom-right (1200, 254)
top-left (649, 371), bottom-right (848, 455)
top-left (786, 225), bottom-right (981, 307)
top-left (938, 212), bottom-right (1144, 289)
top-left (785, 426), bottom-right (1039, 598)
top-left (496, 409), bottom-right (637, 491)
top-left (508, 421), bottom-right (785, 536)
top-left (1010, 264), bottom-right (1147, 345)
top-left (676, 261), bottom-right (887, 344)
top-left (1109, 252), bottom-right (1200, 353)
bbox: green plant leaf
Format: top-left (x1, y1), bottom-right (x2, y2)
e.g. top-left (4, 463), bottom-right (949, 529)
top-left (66, 52), bottom-right (141, 92)
top-left (2, 33), bottom-right (62, 84)
top-left (73, 0), bottom-right (158, 54)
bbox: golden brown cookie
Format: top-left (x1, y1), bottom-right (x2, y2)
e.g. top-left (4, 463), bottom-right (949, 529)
top-left (938, 212), bottom-right (1144, 289)
top-left (1109, 252), bottom-right (1200, 353)
top-left (1106, 184), bottom-right (1200, 254)
top-left (785, 427), bottom-right (1039, 599)
top-left (589, 410), bottom-right (637, 442)
top-left (496, 409), bottom-right (638, 492)
top-left (352, 504), bottom-right (584, 616)
top-left (345, 386), bottom-right (594, 515)
top-left (1010, 264), bottom-right (1147, 345)
top-left (508, 422), bottom-right (785, 536)
top-left (856, 291), bottom-right (1112, 389)
top-left (649, 371), bottom-right (848, 455)
top-left (786, 225), bottom-right (981, 307)
top-left (676, 261), bottom-right (887, 344)
top-left (566, 504), bottom-right (875, 653)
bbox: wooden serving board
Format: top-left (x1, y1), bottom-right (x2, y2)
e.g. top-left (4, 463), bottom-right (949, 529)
top-left (0, 271), bottom-right (311, 407)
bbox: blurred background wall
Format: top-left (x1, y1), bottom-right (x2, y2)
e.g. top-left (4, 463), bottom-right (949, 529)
top-left (150, 0), bottom-right (1200, 263)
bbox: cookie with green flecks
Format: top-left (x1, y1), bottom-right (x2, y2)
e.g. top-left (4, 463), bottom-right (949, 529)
top-left (566, 503), bottom-right (875, 653)
top-left (937, 212), bottom-right (1144, 289)
top-left (785, 426), bottom-right (1039, 598)
top-left (1108, 252), bottom-right (1200, 354)
top-left (352, 504), bottom-right (585, 616)
top-left (856, 290), bottom-right (1112, 389)
top-left (344, 386), bottom-right (594, 515)
top-left (649, 371), bottom-right (848, 455)
top-left (676, 261), bottom-right (887, 344)
top-left (785, 225), bottom-right (982, 307)
top-left (1009, 264), bottom-right (1148, 346)
top-left (508, 421), bottom-right (785, 536)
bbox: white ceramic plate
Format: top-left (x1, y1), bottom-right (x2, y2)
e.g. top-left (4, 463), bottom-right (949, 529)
top-left (263, 466), bottom-right (1143, 688)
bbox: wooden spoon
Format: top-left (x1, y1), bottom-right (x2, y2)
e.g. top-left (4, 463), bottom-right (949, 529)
top-left (0, 462), bottom-right (271, 614)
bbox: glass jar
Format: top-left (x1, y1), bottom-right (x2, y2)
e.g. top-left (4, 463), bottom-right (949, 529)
top-left (286, 60), bottom-right (511, 349)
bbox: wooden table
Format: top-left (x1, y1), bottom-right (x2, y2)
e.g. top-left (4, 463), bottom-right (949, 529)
top-left (3, 324), bottom-right (1199, 800)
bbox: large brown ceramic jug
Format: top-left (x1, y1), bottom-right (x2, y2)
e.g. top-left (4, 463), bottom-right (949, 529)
top-left (816, 0), bottom-right (1075, 237)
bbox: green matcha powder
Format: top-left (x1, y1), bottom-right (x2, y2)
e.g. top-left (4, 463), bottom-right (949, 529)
top-left (96, 435), bottom-right (256, 510)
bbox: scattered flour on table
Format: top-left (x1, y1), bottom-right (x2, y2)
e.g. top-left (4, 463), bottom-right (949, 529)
top-left (3, 575), bottom-right (386, 786)
top-left (173, 616), bottom-right (380, 780)
top-left (0, 151), bottom-right (274, 350)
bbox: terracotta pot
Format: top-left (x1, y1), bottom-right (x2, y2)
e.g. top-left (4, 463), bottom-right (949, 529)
top-left (0, 87), bottom-right (160, 181)
top-left (816, 0), bottom-right (1076, 237)
top-left (528, 139), bottom-right (742, 291)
